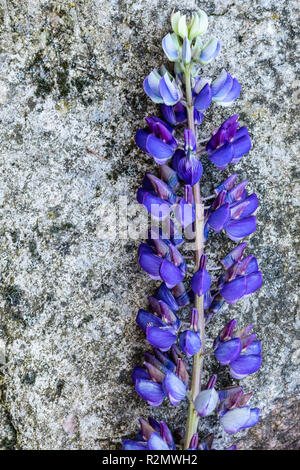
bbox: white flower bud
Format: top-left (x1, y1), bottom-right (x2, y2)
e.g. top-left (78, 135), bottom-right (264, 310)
top-left (189, 10), bottom-right (208, 39)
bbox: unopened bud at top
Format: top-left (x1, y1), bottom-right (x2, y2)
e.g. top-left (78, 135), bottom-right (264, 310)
top-left (171, 11), bottom-right (188, 39)
top-left (189, 10), bottom-right (208, 39)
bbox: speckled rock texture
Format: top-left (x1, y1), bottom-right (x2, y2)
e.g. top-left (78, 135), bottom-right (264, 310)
top-left (0, 0), bottom-right (299, 450)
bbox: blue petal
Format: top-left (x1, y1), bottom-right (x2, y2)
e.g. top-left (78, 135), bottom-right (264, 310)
top-left (182, 36), bottom-right (192, 64)
top-left (214, 338), bottom-right (241, 365)
top-left (174, 198), bottom-right (196, 228)
top-left (177, 154), bottom-right (203, 186)
top-left (221, 242), bottom-right (248, 269)
top-left (235, 126), bottom-right (249, 139)
top-left (231, 134), bottom-right (251, 163)
top-left (245, 271), bottom-right (263, 294)
top-left (139, 250), bottom-right (162, 280)
top-left (179, 330), bottom-right (202, 357)
top-left (146, 173), bottom-right (177, 204)
top-left (156, 283), bottom-right (179, 311)
top-left (225, 216), bottom-right (257, 241)
top-left (140, 191), bottom-right (172, 220)
top-left (135, 129), bottom-right (149, 153)
top-left (135, 379), bottom-right (165, 406)
top-left (147, 432), bottom-right (170, 450)
top-left (146, 326), bottom-right (177, 352)
top-left (131, 366), bottom-right (150, 383)
top-left (245, 408), bottom-right (260, 428)
top-left (244, 340), bottom-right (261, 356)
top-left (231, 194), bottom-right (258, 220)
top-left (172, 148), bottom-right (185, 171)
top-left (194, 83), bottom-right (212, 112)
top-left (239, 194), bottom-right (258, 218)
top-left (136, 309), bottom-right (165, 332)
top-left (162, 33), bottom-right (179, 61)
top-left (143, 71), bottom-right (164, 103)
top-left (161, 104), bottom-right (177, 126)
top-left (159, 73), bottom-right (180, 106)
top-left (208, 203), bottom-right (231, 232)
top-left (191, 268), bottom-right (211, 296)
top-left (226, 181), bottom-right (248, 204)
top-left (221, 78), bottom-right (241, 105)
top-left (163, 371), bottom-right (186, 406)
top-left (172, 282), bottom-right (190, 307)
top-left (211, 70), bottom-right (233, 100)
top-left (209, 142), bottom-right (234, 170)
top-left (220, 407), bottom-right (251, 434)
top-left (230, 354), bottom-right (262, 379)
top-left (220, 277), bottom-right (247, 304)
top-left (159, 258), bottom-right (184, 289)
top-left (146, 134), bottom-right (174, 164)
top-left (215, 174), bottom-right (238, 194)
top-left (194, 388), bottom-right (219, 417)
top-left (199, 38), bottom-right (220, 65)
top-left (160, 421), bottom-right (175, 449)
top-left (160, 164), bottom-right (179, 190)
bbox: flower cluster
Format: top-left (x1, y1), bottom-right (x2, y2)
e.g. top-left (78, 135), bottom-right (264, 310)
top-left (132, 346), bottom-right (188, 406)
top-left (122, 9), bottom-right (263, 451)
top-left (214, 319), bottom-right (262, 379)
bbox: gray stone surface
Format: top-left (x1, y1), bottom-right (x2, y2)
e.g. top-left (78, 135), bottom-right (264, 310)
top-left (0, 0), bottom-right (299, 450)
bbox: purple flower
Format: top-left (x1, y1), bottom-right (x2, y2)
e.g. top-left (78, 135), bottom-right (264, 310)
top-left (179, 330), bottom-right (202, 357)
top-left (206, 115), bottom-right (251, 170)
top-left (137, 188), bottom-right (173, 220)
top-left (194, 375), bottom-right (219, 417)
top-left (214, 338), bottom-right (241, 365)
top-left (164, 370), bottom-right (187, 405)
top-left (218, 245), bottom-right (263, 304)
top-left (142, 172), bottom-right (178, 204)
top-left (146, 326), bottom-right (178, 352)
top-left (211, 70), bottom-right (241, 107)
top-left (145, 297), bottom-right (181, 329)
top-left (194, 388), bottom-right (219, 417)
top-left (161, 102), bottom-right (188, 125)
top-left (162, 33), bottom-right (180, 62)
top-left (132, 347), bottom-right (188, 407)
top-left (135, 379), bottom-right (165, 407)
top-left (136, 299), bottom-right (181, 352)
top-left (194, 82), bottom-right (212, 113)
top-left (136, 309), bottom-right (166, 332)
top-left (221, 241), bottom-right (248, 269)
top-left (155, 283), bottom-right (180, 311)
top-left (220, 407), bottom-right (260, 434)
top-left (205, 178), bottom-right (258, 241)
top-left (143, 70), bottom-right (181, 106)
top-left (137, 171), bottom-right (178, 220)
top-left (138, 242), bottom-right (185, 288)
top-left (213, 319), bottom-right (261, 379)
top-left (172, 130), bottom-right (203, 186)
top-left (198, 38), bottom-right (220, 65)
top-left (123, 417), bottom-right (175, 450)
top-left (135, 116), bottom-right (178, 165)
top-left (191, 254), bottom-right (211, 296)
top-left (218, 385), bottom-right (260, 434)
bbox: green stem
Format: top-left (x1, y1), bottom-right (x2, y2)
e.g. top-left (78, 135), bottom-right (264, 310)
top-left (183, 67), bottom-right (205, 450)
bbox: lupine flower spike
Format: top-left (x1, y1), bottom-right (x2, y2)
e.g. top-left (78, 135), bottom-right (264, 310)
top-left (123, 9), bottom-right (262, 451)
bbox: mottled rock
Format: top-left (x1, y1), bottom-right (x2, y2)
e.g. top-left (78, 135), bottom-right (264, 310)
top-left (0, 0), bottom-right (299, 450)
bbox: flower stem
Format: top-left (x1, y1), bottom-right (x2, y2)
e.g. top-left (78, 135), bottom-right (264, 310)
top-left (184, 67), bottom-right (206, 449)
